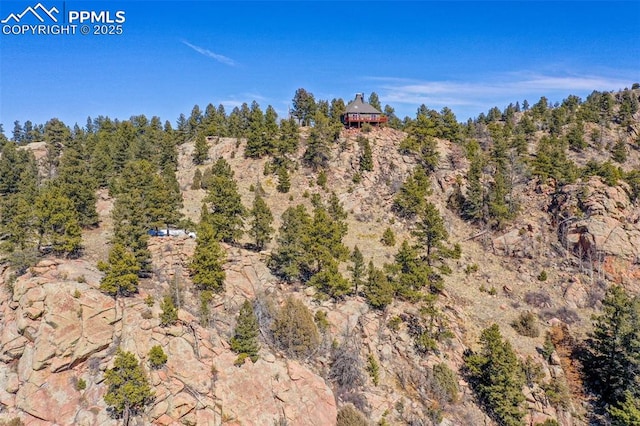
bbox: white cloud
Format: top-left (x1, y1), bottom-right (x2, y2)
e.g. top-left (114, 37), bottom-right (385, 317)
top-left (369, 72), bottom-right (635, 118)
top-left (181, 40), bottom-right (236, 66)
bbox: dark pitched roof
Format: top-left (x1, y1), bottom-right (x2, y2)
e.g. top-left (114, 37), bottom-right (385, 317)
top-left (344, 93), bottom-right (382, 114)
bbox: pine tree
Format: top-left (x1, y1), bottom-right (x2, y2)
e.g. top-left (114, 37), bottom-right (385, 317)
top-left (348, 246), bottom-right (365, 295)
top-left (193, 133), bottom-right (209, 165)
top-left (159, 295), bottom-right (178, 326)
top-left (99, 244), bottom-right (140, 297)
top-left (189, 222), bottom-right (226, 293)
top-left (57, 144), bottom-right (99, 227)
top-left (308, 259), bottom-right (351, 299)
top-left (104, 349), bottom-right (153, 425)
top-left (584, 286), bottom-right (640, 406)
top-left (230, 300), bottom-right (260, 363)
top-left (34, 184), bottom-right (82, 256)
top-left (269, 205), bottom-right (313, 282)
top-left (464, 324), bottom-right (526, 426)
top-left (292, 88), bottom-right (317, 126)
top-left (277, 117), bottom-right (299, 156)
top-left (462, 140), bottom-right (486, 222)
top-left (368, 92), bottom-right (382, 112)
top-left (412, 202), bottom-right (448, 264)
top-left (245, 101), bottom-right (268, 158)
top-left (358, 136), bottom-right (374, 172)
top-left (272, 296), bottom-right (320, 358)
top-left (276, 167), bottom-right (291, 193)
top-left (393, 240), bottom-right (434, 299)
top-left (43, 118), bottom-right (71, 178)
top-left (203, 158), bottom-right (245, 243)
top-left (608, 391), bottom-right (640, 425)
top-left (249, 192), bottom-right (274, 250)
top-left (393, 166), bottom-right (431, 219)
top-left (303, 112), bottom-right (333, 170)
top-left (365, 260), bottom-right (394, 310)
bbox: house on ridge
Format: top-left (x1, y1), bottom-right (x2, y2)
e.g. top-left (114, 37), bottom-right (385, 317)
top-left (341, 93), bottom-right (388, 128)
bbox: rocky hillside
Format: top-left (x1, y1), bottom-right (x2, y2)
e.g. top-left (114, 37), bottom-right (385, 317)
top-left (0, 88), bottom-right (639, 426)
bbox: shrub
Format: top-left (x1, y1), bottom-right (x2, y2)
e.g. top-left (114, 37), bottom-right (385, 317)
top-left (367, 354), bottom-right (380, 386)
top-left (542, 379), bottom-right (570, 409)
top-left (314, 310), bottom-right (330, 332)
top-left (317, 170), bottom-right (327, 189)
top-left (387, 316), bottom-right (402, 331)
top-left (537, 270), bottom-right (548, 281)
top-left (330, 333), bottom-right (364, 391)
top-left (535, 420), bottom-right (560, 426)
top-left (381, 227), bottom-right (395, 246)
top-left (73, 289), bottom-right (81, 298)
top-left (430, 363), bottom-right (459, 404)
top-left (144, 295), bottom-right (155, 307)
top-left (76, 377), bottom-right (87, 391)
top-left (464, 263), bottom-right (479, 275)
top-left (103, 349), bottom-right (153, 419)
top-left (511, 311), bottom-right (540, 337)
top-left (524, 291), bottom-right (551, 308)
top-left (272, 297), bottom-right (320, 358)
top-left (336, 404), bottom-right (368, 426)
top-left (148, 345), bottom-right (167, 369)
top-left (159, 295), bottom-right (178, 327)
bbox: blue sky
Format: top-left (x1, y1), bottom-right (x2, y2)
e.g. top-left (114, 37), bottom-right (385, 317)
top-left (1, 1), bottom-right (639, 130)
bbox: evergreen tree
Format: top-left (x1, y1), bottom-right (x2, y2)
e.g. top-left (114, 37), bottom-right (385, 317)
top-left (531, 136), bottom-right (578, 185)
top-left (203, 158), bottom-right (245, 243)
top-left (384, 105), bottom-right (402, 129)
top-left (103, 349), bottom-right (153, 425)
top-left (99, 244), bottom-right (140, 297)
top-left (348, 246), bottom-right (365, 295)
top-left (303, 112), bottom-right (333, 170)
top-left (464, 324), bottom-right (526, 426)
top-left (244, 101), bottom-right (268, 158)
top-left (308, 202), bottom-right (349, 273)
top-left (462, 140), bottom-right (486, 222)
top-left (189, 222), bottom-right (226, 293)
top-left (277, 117), bottom-right (299, 156)
top-left (193, 133), bottom-right (209, 165)
top-left (393, 166), bottom-right (431, 219)
top-left (12, 120), bottom-right (24, 143)
top-left (43, 118), bottom-right (71, 178)
top-left (358, 136), bottom-right (374, 172)
top-left (269, 205), bottom-right (313, 282)
top-left (584, 286), bottom-right (640, 406)
top-left (392, 240), bottom-right (434, 298)
top-left (276, 167), bottom-right (291, 193)
top-left (272, 296), bottom-right (320, 358)
top-left (248, 192), bottom-right (274, 250)
top-left (608, 391), bottom-right (640, 425)
top-left (292, 88), bottom-right (317, 126)
top-left (148, 345), bottom-right (168, 369)
top-left (230, 300), bottom-right (260, 363)
top-left (34, 184), bottom-right (82, 256)
top-left (56, 144), bottom-right (99, 227)
top-left (191, 169), bottom-right (202, 190)
top-left (400, 112), bottom-right (440, 173)
top-left (159, 295), bottom-right (178, 326)
top-left (368, 92), bottom-right (382, 111)
top-left (365, 260), bottom-right (394, 310)
top-left (188, 104), bottom-right (203, 137)
top-left (413, 202), bottom-right (449, 264)
top-left (329, 98), bottom-right (346, 126)
top-left (308, 259), bottom-right (351, 299)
